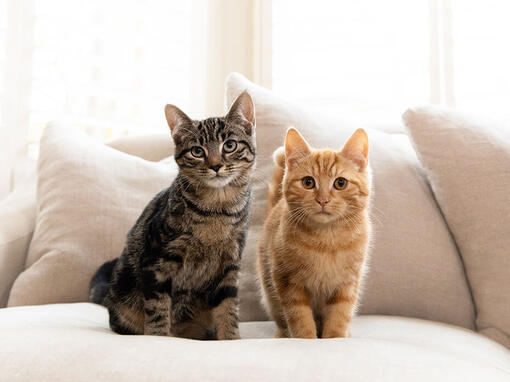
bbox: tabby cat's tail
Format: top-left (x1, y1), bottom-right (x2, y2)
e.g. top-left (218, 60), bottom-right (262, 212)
top-left (89, 258), bottom-right (117, 306)
top-left (266, 146), bottom-right (286, 215)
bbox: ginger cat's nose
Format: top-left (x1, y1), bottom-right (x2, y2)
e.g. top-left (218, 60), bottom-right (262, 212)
top-left (316, 198), bottom-right (330, 208)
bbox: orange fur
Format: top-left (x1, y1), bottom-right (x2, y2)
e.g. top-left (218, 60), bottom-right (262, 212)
top-left (256, 128), bottom-right (371, 338)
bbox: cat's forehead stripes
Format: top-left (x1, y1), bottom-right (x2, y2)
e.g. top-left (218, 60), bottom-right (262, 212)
top-left (295, 150), bottom-right (352, 178)
top-left (193, 118), bottom-right (229, 145)
top-left (311, 150), bottom-right (338, 177)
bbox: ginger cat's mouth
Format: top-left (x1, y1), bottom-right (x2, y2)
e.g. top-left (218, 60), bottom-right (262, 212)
top-left (311, 211), bottom-right (338, 224)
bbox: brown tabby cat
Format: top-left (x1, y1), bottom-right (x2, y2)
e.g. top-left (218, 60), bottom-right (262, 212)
top-left (257, 127), bottom-right (371, 339)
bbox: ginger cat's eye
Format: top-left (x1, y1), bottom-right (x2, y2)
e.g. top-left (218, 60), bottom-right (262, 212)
top-left (334, 177), bottom-right (348, 190)
top-left (223, 140), bottom-right (237, 153)
top-left (190, 146), bottom-right (205, 158)
top-left (302, 176), bottom-right (315, 189)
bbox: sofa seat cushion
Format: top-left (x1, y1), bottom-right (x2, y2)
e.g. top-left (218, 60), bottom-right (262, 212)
top-left (0, 304), bottom-right (509, 381)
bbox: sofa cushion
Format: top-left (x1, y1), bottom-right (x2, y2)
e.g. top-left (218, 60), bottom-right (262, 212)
top-left (0, 303), bottom-right (508, 381)
top-left (404, 107), bottom-right (510, 349)
top-left (107, 133), bottom-right (175, 162)
top-left (7, 123), bottom-right (178, 306)
top-left (0, 186), bottom-right (36, 307)
top-left (226, 73), bottom-right (475, 327)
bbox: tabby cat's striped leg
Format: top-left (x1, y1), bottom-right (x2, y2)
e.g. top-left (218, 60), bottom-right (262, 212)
top-left (210, 266), bottom-right (240, 340)
top-left (321, 282), bottom-right (358, 338)
top-left (142, 269), bottom-right (172, 336)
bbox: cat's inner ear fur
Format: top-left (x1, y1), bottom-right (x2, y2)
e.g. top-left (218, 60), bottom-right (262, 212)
top-left (226, 91), bottom-right (255, 135)
top-left (164, 104), bottom-right (193, 145)
top-left (285, 127), bottom-right (311, 167)
top-left (341, 128), bottom-right (369, 170)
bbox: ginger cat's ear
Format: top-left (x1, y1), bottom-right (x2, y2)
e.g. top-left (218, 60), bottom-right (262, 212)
top-left (341, 128), bottom-right (369, 170)
top-left (285, 128), bottom-right (311, 167)
top-left (164, 104), bottom-right (193, 145)
top-left (226, 91), bottom-right (255, 135)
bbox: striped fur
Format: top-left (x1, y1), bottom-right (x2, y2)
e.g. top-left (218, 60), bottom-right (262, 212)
top-left (89, 92), bottom-right (256, 339)
top-left (257, 128), bottom-right (371, 338)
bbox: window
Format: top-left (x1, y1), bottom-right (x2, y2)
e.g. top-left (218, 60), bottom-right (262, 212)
top-left (452, 0), bottom-right (510, 115)
top-left (271, 0), bottom-right (510, 127)
top-left (2, 0), bottom-right (193, 149)
top-left (0, 0), bottom-right (7, 129)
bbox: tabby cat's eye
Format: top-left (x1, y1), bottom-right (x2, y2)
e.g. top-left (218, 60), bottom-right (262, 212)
top-left (334, 177), bottom-right (348, 190)
top-left (223, 140), bottom-right (237, 153)
top-left (190, 146), bottom-right (205, 158)
top-left (302, 176), bottom-right (315, 189)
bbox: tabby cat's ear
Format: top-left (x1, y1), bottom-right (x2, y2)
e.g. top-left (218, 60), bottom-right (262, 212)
top-left (226, 91), bottom-right (255, 135)
top-left (164, 104), bottom-right (193, 145)
top-left (341, 128), bottom-right (369, 170)
top-left (285, 127), bottom-right (311, 167)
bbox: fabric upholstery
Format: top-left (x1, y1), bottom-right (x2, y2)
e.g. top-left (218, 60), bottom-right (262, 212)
top-left (404, 107), bottom-right (510, 348)
top-left (0, 187), bottom-right (36, 307)
top-left (0, 303), bottom-right (508, 381)
top-left (7, 122), bottom-right (178, 307)
top-left (225, 73), bottom-right (475, 327)
top-left (107, 132), bottom-right (174, 162)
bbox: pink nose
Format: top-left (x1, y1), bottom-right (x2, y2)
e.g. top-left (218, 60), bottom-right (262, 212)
top-left (316, 198), bottom-right (330, 208)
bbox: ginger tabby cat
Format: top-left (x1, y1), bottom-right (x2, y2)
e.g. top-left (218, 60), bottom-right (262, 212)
top-left (257, 127), bottom-right (371, 339)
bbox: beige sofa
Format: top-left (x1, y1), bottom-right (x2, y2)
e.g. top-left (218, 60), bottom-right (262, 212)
top-left (1, 74), bottom-right (509, 380)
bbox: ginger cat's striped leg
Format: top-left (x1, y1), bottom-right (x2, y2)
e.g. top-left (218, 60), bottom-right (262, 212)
top-left (265, 288), bottom-right (290, 338)
top-left (258, 248), bottom-right (289, 337)
top-left (321, 282), bottom-right (358, 338)
top-left (276, 277), bottom-right (317, 339)
top-left (261, 273), bottom-right (289, 337)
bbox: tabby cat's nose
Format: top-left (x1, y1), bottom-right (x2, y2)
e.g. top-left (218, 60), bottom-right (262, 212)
top-left (209, 164), bottom-right (223, 173)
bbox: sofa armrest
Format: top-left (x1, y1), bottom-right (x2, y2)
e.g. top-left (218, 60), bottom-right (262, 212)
top-left (0, 186), bottom-right (36, 307)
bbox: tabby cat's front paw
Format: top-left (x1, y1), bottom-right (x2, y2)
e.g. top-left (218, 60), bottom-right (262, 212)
top-left (217, 328), bottom-right (240, 340)
top-left (227, 333), bottom-right (241, 340)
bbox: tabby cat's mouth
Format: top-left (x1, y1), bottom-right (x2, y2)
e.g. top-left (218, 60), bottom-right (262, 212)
top-left (205, 176), bottom-right (232, 188)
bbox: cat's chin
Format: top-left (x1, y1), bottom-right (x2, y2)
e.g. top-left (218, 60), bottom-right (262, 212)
top-left (309, 212), bottom-right (338, 225)
top-left (204, 176), bottom-right (233, 188)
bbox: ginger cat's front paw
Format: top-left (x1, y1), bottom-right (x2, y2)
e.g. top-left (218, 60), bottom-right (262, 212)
top-left (321, 327), bottom-right (350, 338)
top-left (275, 328), bottom-right (290, 338)
top-left (290, 328), bottom-right (318, 339)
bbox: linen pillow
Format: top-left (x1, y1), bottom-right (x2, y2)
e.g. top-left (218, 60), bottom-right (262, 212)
top-left (8, 123), bottom-right (178, 307)
top-left (226, 73), bottom-right (475, 327)
top-left (404, 107), bottom-right (510, 348)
